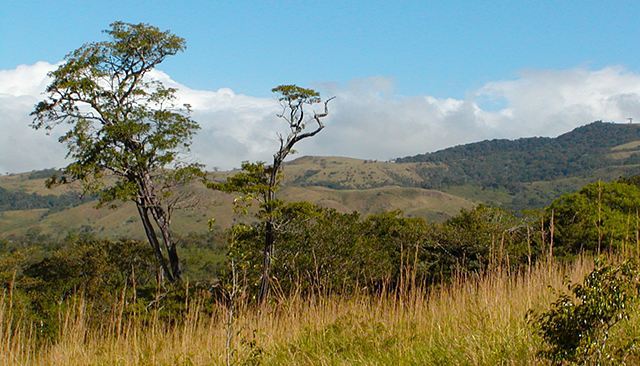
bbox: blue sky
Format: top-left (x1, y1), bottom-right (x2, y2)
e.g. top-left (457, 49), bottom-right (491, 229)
top-left (4, 0), bottom-right (639, 99)
top-left (2, 1), bottom-right (640, 173)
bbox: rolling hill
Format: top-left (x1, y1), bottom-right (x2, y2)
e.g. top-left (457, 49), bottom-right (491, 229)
top-left (0, 170), bottom-right (474, 239)
top-left (282, 121), bottom-right (640, 212)
top-left (2, 120), bottom-right (640, 238)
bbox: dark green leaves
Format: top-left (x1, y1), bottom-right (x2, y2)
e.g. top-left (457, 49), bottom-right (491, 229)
top-left (206, 161), bottom-right (279, 205)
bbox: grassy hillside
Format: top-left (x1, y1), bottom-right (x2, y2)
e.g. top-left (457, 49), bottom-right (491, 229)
top-left (0, 170), bottom-right (475, 239)
top-left (4, 121), bottom-right (640, 237)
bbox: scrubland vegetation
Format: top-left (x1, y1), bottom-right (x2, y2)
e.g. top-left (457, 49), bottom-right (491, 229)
top-left (0, 254), bottom-right (638, 365)
top-left (5, 21), bottom-right (640, 365)
top-left (3, 178), bottom-right (640, 365)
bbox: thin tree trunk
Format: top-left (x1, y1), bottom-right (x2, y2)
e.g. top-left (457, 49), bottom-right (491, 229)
top-left (136, 203), bottom-right (174, 282)
top-left (258, 219), bottom-right (275, 303)
top-left (138, 172), bottom-right (182, 281)
top-left (152, 205), bottom-right (181, 281)
top-left (257, 163), bottom-right (281, 304)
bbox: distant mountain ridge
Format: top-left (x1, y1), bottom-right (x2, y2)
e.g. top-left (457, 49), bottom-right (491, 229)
top-left (278, 121), bottom-right (640, 212)
top-left (394, 121), bottom-right (640, 188)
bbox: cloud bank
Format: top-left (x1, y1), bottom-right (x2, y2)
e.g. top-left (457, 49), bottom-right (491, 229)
top-left (2, 62), bottom-right (640, 174)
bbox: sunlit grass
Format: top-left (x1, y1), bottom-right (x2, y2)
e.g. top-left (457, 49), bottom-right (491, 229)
top-left (1, 257), bottom-right (638, 365)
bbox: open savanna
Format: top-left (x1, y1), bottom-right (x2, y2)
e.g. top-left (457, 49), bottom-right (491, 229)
top-left (2, 256), bottom-right (638, 365)
top-left (0, 158), bottom-right (476, 239)
top-left (8, 122), bottom-right (640, 239)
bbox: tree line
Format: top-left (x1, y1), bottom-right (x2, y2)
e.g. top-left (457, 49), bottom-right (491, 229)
top-left (0, 186), bottom-right (88, 213)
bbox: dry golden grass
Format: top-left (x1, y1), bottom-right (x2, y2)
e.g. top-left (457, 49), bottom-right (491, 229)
top-left (2, 257), bottom-right (626, 366)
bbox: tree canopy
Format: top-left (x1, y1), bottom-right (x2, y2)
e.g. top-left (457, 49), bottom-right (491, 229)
top-left (546, 180), bottom-right (640, 255)
top-left (31, 22), bottom-right (202, 281)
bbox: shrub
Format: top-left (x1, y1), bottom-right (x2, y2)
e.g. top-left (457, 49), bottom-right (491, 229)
top-left (530, 258), bottom-right (640, 365)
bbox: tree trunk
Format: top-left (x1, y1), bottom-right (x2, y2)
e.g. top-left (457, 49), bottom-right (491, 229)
top-left (257, 165), bottom-right (281, 304)
top-left (152, 205), bottom-right (181, 281)
top-left (258, 219), bottom-right (275, 303)
top-left (137, 173), bottom-right (182, 282)
top-left (136, 203), bottom-right (174, 282)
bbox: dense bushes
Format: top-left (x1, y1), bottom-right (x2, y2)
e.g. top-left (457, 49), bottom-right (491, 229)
top-left (224, 203), bottom-right (538, 298)
top-left (0, 238), bottom-right (214, 341)
top-left (224, 179), bottom-right (640, 299)
top-left (545, 180), bottom-right (640, 256)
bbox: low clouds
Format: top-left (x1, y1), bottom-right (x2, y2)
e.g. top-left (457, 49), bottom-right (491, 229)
top-left (473, 67), bottom-right (640, 137)
top-left (2, 62), bottom-right (640, 173)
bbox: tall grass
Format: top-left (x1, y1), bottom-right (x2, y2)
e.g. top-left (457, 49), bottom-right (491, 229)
top-left (1, 257), bottom-right (637, 365)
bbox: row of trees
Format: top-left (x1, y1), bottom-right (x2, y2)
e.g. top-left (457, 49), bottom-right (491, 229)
top-left (30, 22), bottom-right (334, 302)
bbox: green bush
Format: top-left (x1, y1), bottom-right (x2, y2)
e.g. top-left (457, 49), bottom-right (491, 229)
top-left (530, 258), bottom-right (640, 365)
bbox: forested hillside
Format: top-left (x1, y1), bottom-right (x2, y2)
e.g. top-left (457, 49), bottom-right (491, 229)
top-left (278, 121), bottom-right (640, 211)
top-left (396, 121), bottom-right (640, 188)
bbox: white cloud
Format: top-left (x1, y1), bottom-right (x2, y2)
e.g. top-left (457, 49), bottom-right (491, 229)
top-left (473, 66), bottom-right (640, 137)
top-left (0, 61), bottom-right (57, 97)
top-left (2, 62), bottom-right (640, 174)
top-left (0, 62), bottom-right (69, 174)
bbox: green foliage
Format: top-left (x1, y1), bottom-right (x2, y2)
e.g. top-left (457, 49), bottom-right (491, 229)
top-left (0, 237), bottom-right (216, 340)
top-left (31, 22), bottom-right (201, 198)
top-left (547, 181), bottom-right (640, 255)
top-left (272, 85), bottom-right (321, 105)
top-left (430, 205), bottom-right (535, 277)
top-left (397, 122), bottom-right (640, 188)
top-left (222, 203), bottom-right (367, 295)
top-left (0, 185), bottom-right (88, 213)
top-left (530, 258), bottom-right (640, 365)
top-left (177, 230), bottom-right (228, 281)
top-left (23, 239), bottom-right (155, 304)
top-left (207, 161), bottom-right (280, 211)
top-left (0, 238), bottom-right (156, 339)
top-left (220, 202), bottom-right (536, 297)
top-left (31, 21), bottom-right (204, 281)
top-left (617, 175), bottom-right (640, 188)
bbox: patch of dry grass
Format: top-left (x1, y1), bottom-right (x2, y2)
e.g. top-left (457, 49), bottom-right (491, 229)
top-left (3, 257), bottom-right (638, 365)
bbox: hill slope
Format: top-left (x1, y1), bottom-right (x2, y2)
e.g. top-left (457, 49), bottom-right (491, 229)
top-left (0, 171), bottom-right (474, 239)
top-left (280, 121), bottom-right (640, 211)
top-left (395, 121), bottom-right (640, 187)
top-left (3, 121), bottom-right (640, 238)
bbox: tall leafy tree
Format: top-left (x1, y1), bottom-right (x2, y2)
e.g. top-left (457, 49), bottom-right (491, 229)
top-left (31, 22), bottom-right (203, 282)
top-left (547, 181), bottom-right (640, 255)
top-left (210, 85), bottom-right (334, 302)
